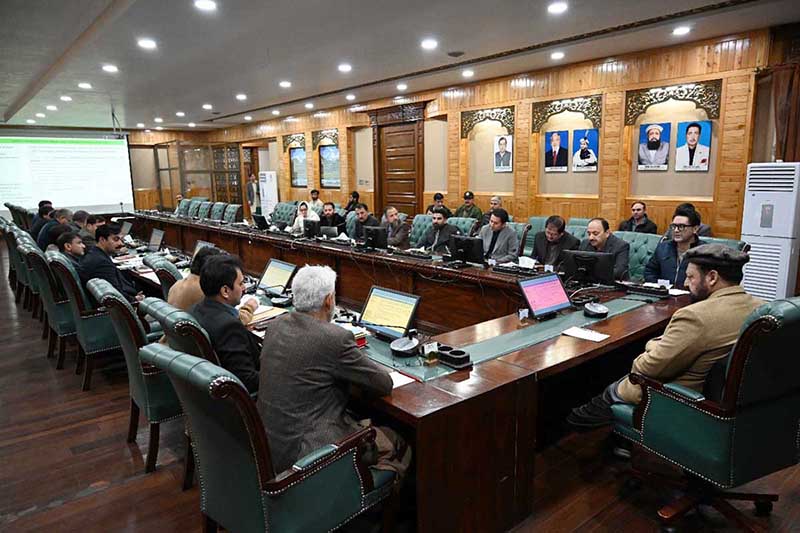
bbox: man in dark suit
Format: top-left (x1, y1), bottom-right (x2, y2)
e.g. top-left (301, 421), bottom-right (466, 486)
top-left (420, 207), bottom-right (461, 253)
top-left (56, 231), bottom-right (86, 268)
top-left (319, 202), bottom-right (346, 235)
top-left (381, 206), bottom-right (410, 249)
top-left (645, 207), bottom-right (706, 288)
top-left (618, 201), bottom-right (658, 234)
top-left (579, 218), bottom-right (630, 280)
top-left (190, 255), bottom-right (260, 393)
top-left (545, 131), bottom-right (569, 168)
top-left (80, 223), bottom-right (142, 302)
top-left (351, 203), bottom-right (379, 241)
top-left (258, 265), bottom-right (410, 477)
top-left (531, 215), bottom-right (580, 266)
top-left (37, 208), bottom-right (72, 250)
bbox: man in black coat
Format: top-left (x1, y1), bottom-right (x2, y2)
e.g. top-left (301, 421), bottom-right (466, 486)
top-left (618, 201), bottom-right (658, 234)
top-left (530, 215), bottom-right (580, 266)
top-left (319, 202), bottom-right (346, 235)
top-left (578, 218), bottom-right (630, 280)
top-left (351, 203), bottom-right (379, 241)
top-left (190, 255), bottom-right (261, 393)
top-left (79, 223), bottom-right (142, 302)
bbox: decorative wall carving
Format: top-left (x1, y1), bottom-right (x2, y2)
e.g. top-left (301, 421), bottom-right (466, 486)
top-left (460, 106), bottom-right (515, 138)
top-left (625, 79), bottom-right (722, 125)
top-left (311, 128), bottom-right (339, 150)
top-left (366, 103), bottom-right (427, 127)
top-left (531, 95), bottom-right (603, 132)
top-left (282, 133), bottom-right (305, 152)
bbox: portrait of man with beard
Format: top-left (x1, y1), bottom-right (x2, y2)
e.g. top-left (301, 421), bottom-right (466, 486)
top-left (637, 122), bottom-right (671, 170)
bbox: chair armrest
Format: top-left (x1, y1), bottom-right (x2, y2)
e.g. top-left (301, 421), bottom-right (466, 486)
top-left (629, 373), bottom-right (729, 422)
top-left (663, 383), bottom-right (705, 401)
top-left (292, 445), bottom-right (338, 469)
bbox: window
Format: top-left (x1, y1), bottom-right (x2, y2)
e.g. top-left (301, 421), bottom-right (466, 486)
top-left (290, 147), bottom-right (307, 187)
top-left (319, 144), bottom-right (340, 189)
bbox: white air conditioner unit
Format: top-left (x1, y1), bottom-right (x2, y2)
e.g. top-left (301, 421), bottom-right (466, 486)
top-left (741, 162), bottom-right (800, 300)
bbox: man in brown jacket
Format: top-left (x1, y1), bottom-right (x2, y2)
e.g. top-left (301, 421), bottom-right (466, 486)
top-left (567, 244), bottom-right (763, 430)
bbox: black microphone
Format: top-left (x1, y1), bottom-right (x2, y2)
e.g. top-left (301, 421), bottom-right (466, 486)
top-left (351, 318), bottom-right (420, 357)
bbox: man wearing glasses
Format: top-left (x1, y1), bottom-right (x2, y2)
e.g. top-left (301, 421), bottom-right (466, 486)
top-left (645, 207), bottom-right (706, 288)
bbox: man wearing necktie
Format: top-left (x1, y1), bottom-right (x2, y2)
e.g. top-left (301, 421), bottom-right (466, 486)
top-left (546, 131), bottom-right (569, 168)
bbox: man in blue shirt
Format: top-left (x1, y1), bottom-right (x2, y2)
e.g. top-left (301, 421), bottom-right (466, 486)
top-left (645, 207), bottom-right (706, 288)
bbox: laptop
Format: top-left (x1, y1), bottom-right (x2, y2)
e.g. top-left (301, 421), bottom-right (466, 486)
top-left (253, 214), bottom-right (269, 230)
top-left (258, 259), bottom-right (297, 296)
top-left (320, 226), bottom-right (338, 239)
top-left (147, 228), bottom-right (164, 252)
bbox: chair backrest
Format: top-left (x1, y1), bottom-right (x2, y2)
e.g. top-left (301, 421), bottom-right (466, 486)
top-left (223, 204), bottom-right (243, 222)
top-left (139, 297), bottom-right (218, 364)
top-left (209, 202), bottom-right (228, 221)
top-left (46, 250), bottom-right (93, 313)
top-left (568, 217), bottom-right (591, 227)
top-left (703, 236), bottom-right (748, 252)
top-left (345, 210), bottom-right (358, 237)
top-left (176, 198), bottom-right (191, 216)
top-left (528, 216), bottom-right (548, 235)
top-left (139, 344), bottom-right (272, 533)
top-left (187, 199), bottom-right (203, 218)
top-left (310, 204), bottom-right (323, 217)
top-left (23, 244), bottom-right (64, 307)
top-left (192, 196), bottom-right (209, 202)
top-left (197, 201), bottom-right (213, 219)
top-left (506, 222), bottom-right (532, 257)
top-left (615, 231), bottom-right (663, 281)
top-left (142, 255), bottom-right (183, 299)
top-left (448, 217), bottom-right (478, 236)
top-left (8, 229), bottom-right (33, 286)
top-left (270, 202), bottom-right (297, 226)
top-left (334, 207), bottom-right (347, 219)
top-left (409, 214), bottom-right (433, 247)
top-left (565, 224), bottom-right (587, 241)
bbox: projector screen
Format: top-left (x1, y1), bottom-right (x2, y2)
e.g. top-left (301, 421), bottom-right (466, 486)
top-left (0, 135), bottom-right (134, 218)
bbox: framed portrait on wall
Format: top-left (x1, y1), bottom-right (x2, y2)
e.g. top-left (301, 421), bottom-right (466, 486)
top-left (493, 135), bottom-right (513, 172)
top-left (544, 130), bottom-right (569, 172)
top-left (637, 123), bottom-right (671, 171)
top-left (675, 120), bottom-right (711, 172)
top-left (319, 145), bottom-right (341, 188)
top-left (572, 129), bottom-right (599, 172)
top-left (289, 147), bottom-right (307, 187)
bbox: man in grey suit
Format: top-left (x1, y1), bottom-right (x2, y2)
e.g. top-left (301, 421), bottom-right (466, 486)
top-left (381, 206), bottom-right (410, 249)
top-left (579, 218), bottom-right (630, 280)
top-left (637, 123), bottom-right (670, 167)
top-left (257, 265), bottom-right (411, 478)
top-left (478, 208), bottom-right (518, 264)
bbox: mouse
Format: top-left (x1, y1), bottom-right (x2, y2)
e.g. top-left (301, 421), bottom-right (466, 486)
top-left (583, 302), bottom-right (609, 318)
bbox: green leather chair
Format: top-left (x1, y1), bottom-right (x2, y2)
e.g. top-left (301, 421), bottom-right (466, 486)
top-left (47, 251), bottom-right (122, 391)
top-left (703, 236), bottom-right (749, 252)
top-left (23, 244), bottom-right (77, 366)
top-left (192, 196), bottom-right (210, 202)
top-left (506, 222), bottom-right (532, 257)
top-left (187, 199), bottom-right (204, 218)
top-left (612, 297), bottom-right (800, 530)
top-left (310, 204), bottom-right (323, 217)
top-left (565, 224), bottom-right (587, 241)
top-left (334, 207), bottom-right (347, 219)
top-left (175, 198), bottom-right (191, 216)
top-left (522, 217), bottom-right (549, 258)
top-left (409, 214), bottom-right (433, 248)
top-left (197, 201), bottom-right (213, 219)
top-left (270, 202), bottom-right (297, 227)
top-left (223, 204), bottom-right (243, 223)
top-left (142, 255), bottom-right (183, 300)
top-left (345, 210), bottom-right (358, 238)
top-left (139, 344), bottom-right (396, 533)
top-left (528, 216), bottom-right (548, 235)
top-left (88, 279), bottom-right (181, 473)
top-left (139, 297), bottom-right (219, 364)
top-left (615, 231), bottom-right (663, 282)
top-left (9, 228), bottom-right (38, 312)
top-left (209, 202), bottom-right (227, 221)
top-left (1, 218), bottom-right (17, 290)
top-left (448, 217), bottom-right (478, 237)
top-left (568, 217), bottom-right (592, 227)
top-left (17, 239), bottom-right (45, 320)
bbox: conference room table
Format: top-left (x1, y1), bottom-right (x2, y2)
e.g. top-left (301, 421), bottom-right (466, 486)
top-left (129, 212), bottom-right (687, 532)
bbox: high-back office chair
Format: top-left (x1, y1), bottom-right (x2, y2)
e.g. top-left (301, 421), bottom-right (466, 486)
top-left (612, 297), bottom-right (800, 531)
top-left (209, 202), bottom-right (227, 221)
top-left (23, 244), bottom-right (77, 365)
top-left (565, 224), bottom-right (587, 241)
top-left (615, 231), bottom-right (663, 281)
top-left (567, 217), bottom-right (591, 227)
top-left (88, 279), bottom-right (182, 474)
top-left (703, 236), bottom-right (749, 252)
top-left (1, 218), bottom-right (17, 290)
top-left (334, 206), bottom-right (347, 219)
top-left (528, 216), bottom-right (548, 235)
top-left (197, 201), bottom-right (213, 219)
top-left (345, 210), bottom-right (358, 238)
top-left (506, 222), bottom-right (532, 257)
top-left (8, 228), bottom-right (36, 310)
top-left (448, 217), bottom-right (479, 237)
top-left (176, 199), bottom-right (191, 216)
top-left (139, 344), bottom-right (396, 533)
top-left (16, 238), bottom-right (44, 320)
top-left (142, 255), bottom-right (183, 300)
top-left (270, 202), bottom-right (297, 227)
top-left (409, 214), bottom-right (433, 248)
top-left (310, 204), bottom-right (323, 217)
top-left (47, 251), bottom-right (121, 390)
top-left (223, 204), bottom-right (243, 223)
top-left (139, 298), bottom-right (218, 364)
top-left (187, 199), bottom-right (203, 218)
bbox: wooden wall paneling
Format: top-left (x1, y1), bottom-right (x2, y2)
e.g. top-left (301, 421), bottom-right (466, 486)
top-left (513, 102), bottom-right (531, 220)
top-left (447, 111), bottom-right (460, 198)
top-left (534, 195), bottom-right (600, 221)
top-left (529, 132), bottom-right (540, 216)
top-left (621, 197), bottom-right (713, 235)
top-left (133, 188), bottom-right (160, 210)
top-left (601, 91), bottom-right (625, 225)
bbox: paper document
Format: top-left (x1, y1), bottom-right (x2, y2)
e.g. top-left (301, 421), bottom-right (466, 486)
top-left (518, 256), bottom-right (536, 269)
top-left (140, 271), bottom-right (160, 285)
top-left (562, 326), bottom-right (610, 343)
top-left (669, 288), bottom-right (690, 296)
top-left (389, 371), bottom-right (415, 389)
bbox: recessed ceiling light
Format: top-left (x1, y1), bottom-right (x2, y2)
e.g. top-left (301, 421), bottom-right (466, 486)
top-left (60, 95), bottom-right (72, 102)
top-left (78, 82), bottom-right (92, 89)
top-left (244, 115), bottom-right (253, 121)
top-left (550, 51), bottom-right (565, 60)
top-left (188, 122), bottom-right (196, 128)
top-left (547, 2), bottom-right (568, 14)
top-left (145, 129), bottom-right (151, 132)
top-left (235, 93), bottom-right (247, 101)
top-left (194, 0), bottom-right (217, 11)
top-left (672, 26), bottom-right (691, 36)
top-left (462, 69), bottom-right (474, 78)
top-left (338, 63), bottom-right (352, 73)
top-left (345, 94), bottom-right (356, 101)
top-left (155, 126), bottom-right (164, 130)
top-left (154, 117), bottom-right (163, 123)
top-left (202, 103), bottom-right (213, 110)
top-left (136, 123), bottom-right (145, 128)
top-left (26, 119), bottom-right (36, 124)
top-left (137, 38), bottom-right (157, 50)
top-left (102, 64), bottom-right (118, 73)
top-left (35, 113), bottom-right (45, 118)
top-left (304, 102), bottom-right (314, 109)
top-left (279, 80), bottom-right (292, 88)
top-left (271, 109), bottom-right (280, 115)
top-left (46, 105), bottom-right (57, 111)
top-left (175, 111), bottom-right (185, 117)
top-left (397, 83), bottom-right (408, 91)
top-left (420, 38), bottom-right (438, 50)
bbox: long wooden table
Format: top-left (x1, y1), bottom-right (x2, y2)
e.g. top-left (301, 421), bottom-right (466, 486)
top-left (130, 213), bottom-right (686, 532)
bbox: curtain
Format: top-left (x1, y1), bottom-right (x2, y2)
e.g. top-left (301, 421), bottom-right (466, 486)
top-left (772, 64), bottom-right (800, 162)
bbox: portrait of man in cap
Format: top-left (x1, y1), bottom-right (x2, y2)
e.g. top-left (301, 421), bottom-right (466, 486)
top-left (637, 122), bottom-right (671, 170)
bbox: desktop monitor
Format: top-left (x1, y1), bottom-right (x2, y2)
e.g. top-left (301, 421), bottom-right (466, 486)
top-left (148, 228), bottom-right (165, 251)
top-left (360, 286), bottom-right (421, 340)
top-left (320, 226), bottom-right (338, 239)
top-left (191, 240), bottom-right (216, 260)
top-left (252, 214), bottom-right (269, 230)
top-left (120, 221), bottom-right (133, 237)
top-left (258, 259), bottom-right (297, 296)
top-left (561, 250), bottom-right (615, 285)
top-left (448, 235), bottom-right (484, 265)
top-left (364, 226), bottom-right (388, 249)
top-left (519, 274), bottom-right (572, 318)
top-left (303, 219), bottom-right (320, 238)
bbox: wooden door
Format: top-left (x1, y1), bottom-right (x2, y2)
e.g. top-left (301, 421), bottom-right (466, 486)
top-left (378, 122), bottom-right (422, 216)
